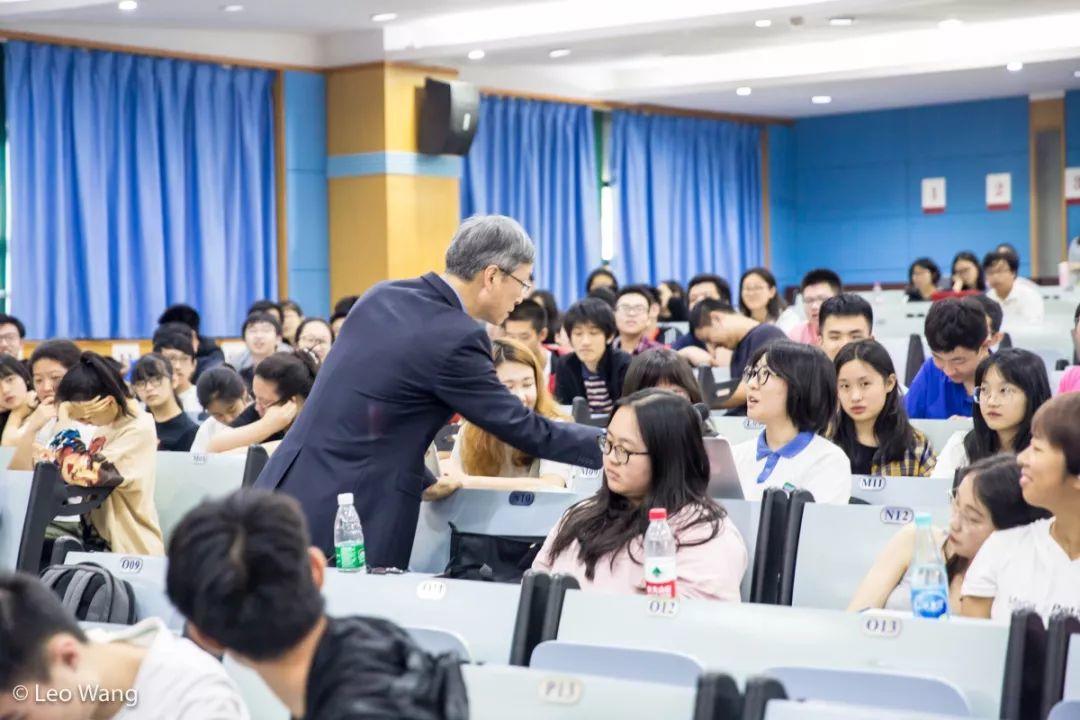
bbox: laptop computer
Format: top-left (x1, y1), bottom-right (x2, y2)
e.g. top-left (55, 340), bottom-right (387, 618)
top-left (704, 436), bottom-right (744, 500)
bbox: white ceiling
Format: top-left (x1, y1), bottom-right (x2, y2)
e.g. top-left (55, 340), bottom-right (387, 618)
top-left (2, 0), bottom-right (1080, 117)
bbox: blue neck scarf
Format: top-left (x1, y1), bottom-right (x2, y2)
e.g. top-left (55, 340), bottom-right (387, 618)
top-left (755, 431), bottom-right (815, 484)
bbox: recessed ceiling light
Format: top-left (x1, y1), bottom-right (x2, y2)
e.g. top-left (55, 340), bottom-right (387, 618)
top-left (811, 95), bottom-right (832, 104)
top-left (938, 18), bottom-right (963, 30)
top-left (829, 17), bottom-right (854, 26)
top-left (221, 4), bottom-right (244, 11)
top-left (736, 86), bottom-right (752, 96)
top-left (754, 19), bottom-right (772, 28)
top-left (117, 0), bottom-right (137, 10)
top-left (371, 12), bottom-right (397, 22)
top-left (549, 49), bottom-right (571, 59)
top-left (1074, 70), bottom-right (1080, 78)
top-left (467, 49), bottom-right (486, 61)
top-left (1006, 61), bottom-right (1023, 72)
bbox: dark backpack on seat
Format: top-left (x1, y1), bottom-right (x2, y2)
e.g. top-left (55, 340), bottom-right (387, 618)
top-left (39, 562), bottom-right (137, 624)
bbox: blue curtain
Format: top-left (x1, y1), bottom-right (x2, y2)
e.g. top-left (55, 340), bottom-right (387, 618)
top-left (462, 95), bottom-right (600, 310)
top-left (5, 41), bottom-right (277, 338)
top-left (611, 111), bottom-right (762, 287)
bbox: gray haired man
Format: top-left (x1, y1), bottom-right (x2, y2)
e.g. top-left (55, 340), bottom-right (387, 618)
top-left (255, 215), bottom-right (603, 569)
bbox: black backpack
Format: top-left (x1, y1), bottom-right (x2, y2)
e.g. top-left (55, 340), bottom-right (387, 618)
top-left (440, 522), bottom-right (543, 583)
top-left (39, 563), bottom-right (137, 624)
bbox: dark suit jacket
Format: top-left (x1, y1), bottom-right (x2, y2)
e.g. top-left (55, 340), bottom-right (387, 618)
top-left (255, 273), bottom-right (603, 568)
top-left (553, 345), bottom-right (632, 408)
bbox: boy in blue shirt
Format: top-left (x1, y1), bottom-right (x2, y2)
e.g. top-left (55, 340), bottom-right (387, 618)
top-left (904, 298), bottom-right (990, 419)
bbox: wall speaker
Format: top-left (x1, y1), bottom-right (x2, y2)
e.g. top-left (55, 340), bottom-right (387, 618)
top-left (419, 78), bottom-right (479, 156)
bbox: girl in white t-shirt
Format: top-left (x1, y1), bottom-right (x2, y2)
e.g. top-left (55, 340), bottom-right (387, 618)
top-left (731, 341), bottom-right (851, 504)
top-left (934, 349), bottom-right (1052, 479)
top-left (962, 392), bottom-right (1080, 622)
top-left (189, 367), bottom-right (251, 454)
top-left (446, 338), bottom-right (575, 490)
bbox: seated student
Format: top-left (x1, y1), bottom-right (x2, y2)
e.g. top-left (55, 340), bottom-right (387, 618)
top-left (672, 274), bottom-right (734, 360)
top-left (0, 573), bottom-right (249, 720)
top-left (0, 312), bottom-right (25, 359)
top-left (588, 286), bottom-right (617, 309)
top-left (904, 299), bottom-right (989, 420)
top-left (739, 267), bottom-right (785, 323)
top-left (995, 243), bottom-right (1042, 293)
top-left (962, 392), bottom-right (1080, 622)
top-left (503, 301), bottom-right (559, 391)
top-left (1060, 302), bottom-right (1080, 393)
top-left (295, 317), bottom-right (335, 364)
top-left (586, 266), bottom-right (619, 294)
top-left (622, 348), bottom-right (703, 404)
top-left (206, 350), bottom-right (318, 454)
top-left (236, 311), bottom-right (283, 388)
top-left (9, 340), bottom-right (84, 469)
top-left (49, 352), bottom-right (164, 555)
top-left (554, 298), bottom-right (631, 414)
top-left (906, 257), bottom-right (942, 302)
top-left (0, 354), bottom-right (32, 443)
top-left (333, 294), bottom-right (360, 317)
top-left (532, 389), bottom-right (747, 600)
top-left (833, 340), bottom-right (936, 477)
top-left (280, 298), bottom-right (304, 345)
top-left (158, 304), bottom-right (225, 381)
top-left (247, 298), bottom-right (283, 326)
top-left (131, 354), bottom-right (200, 452)
top-left (614, 285), bottom-right (665, 355)
top-left (657, 280), bottom-right (689, 323)
top-left (528, 289), bottom-right (563, 341)
top-left (950, 250), bottom-right (986, 292)
top-left (966, 293), bottom-right (1006, 351)
top-left (818, 293), bottom-right (873, 361)
top-left (848, 454), bottom-right (1048, 612)
top-left (190, 366), bottom-right (251, 454)
top-left (165, 491), bottom-right (466, 720)
top-left (152, 325), bottom-right (202, 416)
top-left (447, 338), bottom-right (574, 490)
top-left (684, 299), bottom-right (786, 413)
top-left (329, 309), bottom-right (349, 338)
top-left (731, 341), bottom-right (851, 504)
top-left (983, 248), bottom-right (1045, 327)
top-left (933, 349), bottom-right (1052, 478)
top-left (784, 269), bottom-right (842, 345)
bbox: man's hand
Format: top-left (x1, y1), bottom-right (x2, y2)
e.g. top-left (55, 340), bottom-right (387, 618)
top-left (422, 475), bottom-right (462, 501)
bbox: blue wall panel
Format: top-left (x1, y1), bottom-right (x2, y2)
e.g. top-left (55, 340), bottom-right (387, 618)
top-left (1066, 90), bottom-right (1080, 248)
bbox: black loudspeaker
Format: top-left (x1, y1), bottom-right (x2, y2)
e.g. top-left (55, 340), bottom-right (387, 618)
top-left (419, 78), bottom-right (479, 156)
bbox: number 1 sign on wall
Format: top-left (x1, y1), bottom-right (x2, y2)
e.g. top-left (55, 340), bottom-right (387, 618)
top-left (986, 173), bottom-right (1011, 211)
top-left (1066, 168), bottom-right (1080, 206)
top-left (922, 177), bottom-right (946, 214)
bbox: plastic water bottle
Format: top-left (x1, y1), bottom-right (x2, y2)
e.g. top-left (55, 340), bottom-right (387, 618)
top-left (644, 508), bottom-right (677, 598)
top-left (910, 512), bottom-right (949, 619)
top-left (333, 492), bottom-right (365, 572)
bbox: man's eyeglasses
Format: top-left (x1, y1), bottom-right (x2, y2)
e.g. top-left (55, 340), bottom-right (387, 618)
top-left (500, 269), bottom-right (533, 295)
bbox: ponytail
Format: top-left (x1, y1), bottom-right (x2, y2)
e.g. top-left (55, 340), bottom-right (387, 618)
top-left (56, 352), bottom-right (134, 418)
top-left (253, 350), bottom-right (320, 401)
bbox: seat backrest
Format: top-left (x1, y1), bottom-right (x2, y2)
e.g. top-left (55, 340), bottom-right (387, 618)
top-left (153, 452), bottom-right (247, 543)
top-left (722, 499), bottom-right (760, 602)
top-left (910, 418), bottom-right (973, 454)
top-left (530, 640), bottom-right (704, 688)
top-left (552, 591), bottom-right (1011, 718)
top-left (461, 663), bottom-right (699, 720)
top-left (709, 415), bottom-right (763, 446)
top-left (241, 445), bottom-right (268, 488)
top-left (762, 699), bottom-right (971, 720)
top-left (1067, 634), bottom-right (1080, 700)
top-left (765, 666), bottom-right (969, 715)
top-left (409, 487), bottom-right (593, 574)
top-left (0, 470), bottom-right (33, 571)
top-left (849, 475), bottom-right (953, 506)
top-left (63, 551), bottom-right (183, 630)
top-left (321, 570), bottom-right (523, 664)
top-left (787, 502), bottom-right (950, 611)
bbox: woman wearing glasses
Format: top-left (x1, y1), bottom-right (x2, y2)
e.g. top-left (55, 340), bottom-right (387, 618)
top-left (731, 341), bottom-right (852, 504)
top-left (532, 389), bottom-right (747, 600)
top-left (848, 454), bottom-right (1047, 612)
top-left (130, 353), bottom-right (200, 452)
top-left (933, 349), bottom-right (1052, 479)
top-left (294, 317), bottom-right (335, 364)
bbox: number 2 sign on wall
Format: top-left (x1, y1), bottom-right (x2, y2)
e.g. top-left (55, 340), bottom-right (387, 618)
top-left (1066, 168), bottom-right (1080, 206)
top-left (986, 173), bottom-right (1011, 211)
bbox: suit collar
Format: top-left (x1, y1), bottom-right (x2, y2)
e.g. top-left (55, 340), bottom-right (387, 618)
top-left (421, 272), bottom-right (463, 311)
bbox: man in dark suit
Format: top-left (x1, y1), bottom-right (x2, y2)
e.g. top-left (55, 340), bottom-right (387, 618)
top-left (256, 215), bottom-right (603, 568)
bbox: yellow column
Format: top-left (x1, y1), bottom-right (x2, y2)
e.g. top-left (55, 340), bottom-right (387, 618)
top-left (326, 63), bottom-right (462, 302)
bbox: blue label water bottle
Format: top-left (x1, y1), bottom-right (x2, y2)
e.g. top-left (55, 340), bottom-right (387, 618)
top-left (910, 512), bottom-right (949, 619)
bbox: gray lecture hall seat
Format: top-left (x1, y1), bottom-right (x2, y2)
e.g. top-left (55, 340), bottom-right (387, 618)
top-left (757, 699), bottom-right (974, 720)
top-left (910, 417), bottom-right (973, 454)
top-left (709, 415), bottom-right (763, 446)
top-left (530, 641), bottom-right (705, 688)
top-left (1045, 615), bottom-right (1080, 720)
top-left (0, 468), bottom-right (33, 571)
top-left (64, 550), bottom-right (183, 629)
top-left (543, 589), bottom-right (1028, 718)
top-left (848, 474), bottom-right (953, 507)
top-left (153, 451), bottom-right (248, 543)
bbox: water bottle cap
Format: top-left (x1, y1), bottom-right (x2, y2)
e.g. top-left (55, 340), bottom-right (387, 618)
top-left (914, 512), bottom-right (932, 527)
top-left (648, 508), bottom-right (667, 521)
top-left (337, 493), bottom-right (354, 506)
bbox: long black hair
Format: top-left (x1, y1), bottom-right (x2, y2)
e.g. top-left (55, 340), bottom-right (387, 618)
top-left (622, 348), bottom-right (703, 404)
top-left (55, 352), bottom-right (135, 419)
top-left (832, 340), bottom-right (915, 465)
top-left (964, 349), bottom-right (1051, 463)
top-left (0, 354), bottom-right (31, 386)
top-left (254, 350), bottom-right (320, 402)
top-left (951, 251), bottom-right (986, 291)
top-left (739, 267), bottom-right (785, 322)
top-left (546, 389), bottom-right (725, 580)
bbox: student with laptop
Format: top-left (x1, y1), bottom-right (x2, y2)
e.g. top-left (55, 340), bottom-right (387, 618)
top-left (533, 389), bottom-right (747, 600)
top-left (731, 341), bottom-right (852, 504)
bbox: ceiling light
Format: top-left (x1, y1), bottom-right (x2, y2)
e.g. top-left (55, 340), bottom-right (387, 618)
top-left (1074, 70), bottom-right (1080, 78)
top-left (754, 19), bottom-right (772, 28)
top-left (1006, 61), bottom-right (1023, 72)
top-left (467, 49), bottom-right (486, 61)
top-left (937, 18), bottom-right (963, 30)
top-left (829, 17), bottom-right (854, 26)
top-left (371, 12), bottom-right (397, 22)
top-left (117, 0), bottom-right (137, 10)
top-left (221, 4), bottom-right (244, 11)
top-left (548, 48), bottom-right (571, 59)
top-left (736, 86), bottom-right (752, 96)
top-left (811, 95), bottom-right (832, 104)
